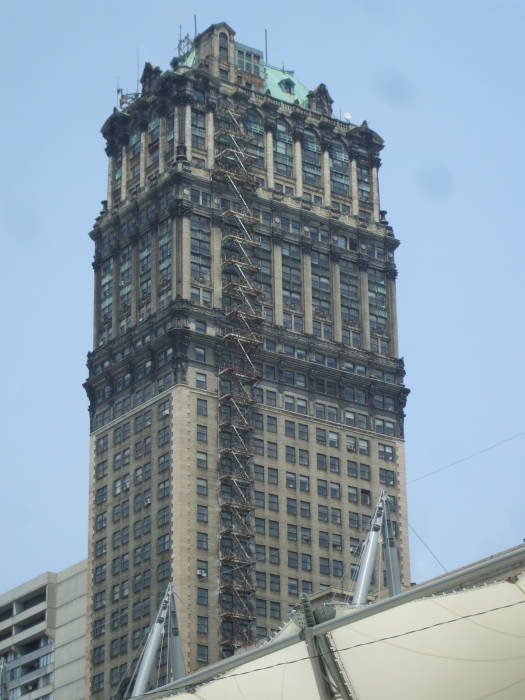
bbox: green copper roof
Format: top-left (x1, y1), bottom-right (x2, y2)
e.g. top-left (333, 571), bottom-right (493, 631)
top-left (263, 65), bottom-right (309, 107)
top-left (170, 48), bottom-right (195, 70)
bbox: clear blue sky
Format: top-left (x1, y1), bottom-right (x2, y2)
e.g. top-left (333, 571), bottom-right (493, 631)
top-left (1, 0), bottom-right (524, 591)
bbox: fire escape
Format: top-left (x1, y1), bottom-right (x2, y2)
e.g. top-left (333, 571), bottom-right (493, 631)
top-left (213, 105), bottom-right (263, 657)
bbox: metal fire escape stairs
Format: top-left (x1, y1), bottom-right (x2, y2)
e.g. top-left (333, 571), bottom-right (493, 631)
top-left (213, 106), bottom-right (263, 657)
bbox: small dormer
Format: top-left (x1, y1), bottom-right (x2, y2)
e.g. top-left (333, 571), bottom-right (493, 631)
top-left (193, 22), bottom-right (236, 80)
top-left (279, 78), bottom-right (295, 95)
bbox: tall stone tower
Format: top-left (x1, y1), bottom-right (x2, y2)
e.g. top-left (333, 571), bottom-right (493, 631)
top-left (85, 22), bottom-right (409, 697)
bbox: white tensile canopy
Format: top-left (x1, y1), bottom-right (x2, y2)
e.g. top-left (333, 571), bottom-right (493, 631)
top-left (142, 548), bottom-right (525, 700)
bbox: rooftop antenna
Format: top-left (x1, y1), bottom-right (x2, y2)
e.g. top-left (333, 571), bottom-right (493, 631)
top-left (136, 49), bottom-right (140, 93)
top-left (194, 14), bottom-right (197, 38)
top-left (264, 28), bottom-right (268, 64)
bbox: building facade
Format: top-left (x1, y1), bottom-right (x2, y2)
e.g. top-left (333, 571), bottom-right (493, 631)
top-left (85, 22), bottom-right (410, 698)
top-left (0, 561), bottom-right (86, 700)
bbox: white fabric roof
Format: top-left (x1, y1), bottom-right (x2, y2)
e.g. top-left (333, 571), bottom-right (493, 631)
top-left (155, 572), bottom-right (525, 700)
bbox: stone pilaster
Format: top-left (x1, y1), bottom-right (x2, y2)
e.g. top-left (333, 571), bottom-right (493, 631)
top-left (386, 268), bottom-right (399, 357)
top-left (350, 157), bottom-right (359, 216)
top-left (184, 103), bottom-right (192, 162)
top-left (111, 251), bottom-right (120, 340)
top-left (120, 145), bottom-right (128, 202)
top-left (371, 160), bottom-right (380, 222)
top-left (139, 130), bottom-right (147, 188)
top-left (358, 259), bottom-right (370, 351)
top-left (330, 252), bottom-right (342, 342)
top-left (265, 126), bottom-right (274, 190)
top-left (206, 109), bottom-right (215, 169)
top-left (294, 134), bottom-right (303, 199)
top-left (150, 227), bottom-right (159, 314)
top-left (272, 236), bottom-right (283, 325)
top-left (107, 155), bottom-right (114, 210)
top-left (301, 241), bottom-right (312, 333)
top-left (211, 220), bottom-right (222, 307)
top-left (159, 116), bottom-right (167, 174)
top-left (321, 147), bottom-right (331, 206)
top-left (92, 261), bottom-right (101, 345)
top-left (131, 238), bottom-right (139, 325)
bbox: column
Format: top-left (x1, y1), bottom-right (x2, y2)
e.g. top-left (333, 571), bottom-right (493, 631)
top-left (301, 242), bottom-right (312, 334)
top-left (350, 157), bottom-right (359, 217)
top-left (175, 100), bottom-right (187, 162)
top-left (184, 103), bottom-right (192, 162)
top-left (106, 154), bottom-right (115, 209)
top-left (265, 126), bottom-right (274, 190)
top-left (211, 220), bottom-right (222, 308)
top-left (321, 147), bottom-right (331, 207)
top-left (293, 133), bottom-right (303, 199)
top-left (120, 144), bottom-right (128, 202)
top-left (111, 251), bottom-right (120, 340)
top-left (92, 262), bottom-right (101, 346)
top-left (170, 219), bottom-right (177, 303)
top-left (159, 116), bottom-right (167, 174)
top-left (371, 159), bottom-right (381, 222)
top-left (206, 109), bottom-right (215, 169)
top-left (139, 128), bottom-right (147, 188)
top-left (176, 213), bottom-right (191, 299)
top-left (358, 261), bottom-right (370, 351)
top-left (272, 237), bottom-right (283, 325)
top-left (131, 238), bottom-right (139, 325)
top-left (330, 253), bottom-right (342, 343)
top-left (386, 270), bottom-right (399, 357)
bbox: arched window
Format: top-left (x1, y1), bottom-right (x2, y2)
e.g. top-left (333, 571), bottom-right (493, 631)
top-left (330, 140), bottom-right (349, 196)
top-left (302, 129), bottom-right (321, 187)
top-left (219, 32), bottom-right (228, 62)
top-left (244, 109), bottom-right (264, 168)
top-left (273, 119), bottom-right (293, 177)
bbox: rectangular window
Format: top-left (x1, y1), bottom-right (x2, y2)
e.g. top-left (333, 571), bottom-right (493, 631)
top-left (286, 497), bottom-right (297, 515)
top-left (268, 494), bottom-right (279, 511)
top-left (300, 501), bottom-right (311, 518)
top-left (379, 467), bottom-right (396, 485)
top-left (267, 442), bottom-right (277, 458)
top-left (319, 557), bottom-right (330, 575)
top-left (316, 479), bottom-right (329, 500)
top-left (318, 504), bottom-right (329, 522)
top-left (197, 505), bottom-right (208, 523)
top-left (379, 444), bottom-right (395, 462)
top-left (268, 520), bottom-right (279, 537)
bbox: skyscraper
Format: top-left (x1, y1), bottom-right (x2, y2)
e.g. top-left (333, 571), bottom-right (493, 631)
top-left (86, 21), bottom-right (410, 697)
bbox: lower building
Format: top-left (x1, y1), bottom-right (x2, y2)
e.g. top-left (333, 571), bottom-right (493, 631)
top-left (0, 561), bottom-right (86, 700)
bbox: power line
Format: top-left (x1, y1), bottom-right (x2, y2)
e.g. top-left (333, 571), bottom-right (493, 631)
top-left (409, 523), bottom-right (448, 573)
top-left (181, 598), bottom-right (525, 686)
top-left (408, 430), bottom-right (525, 485)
